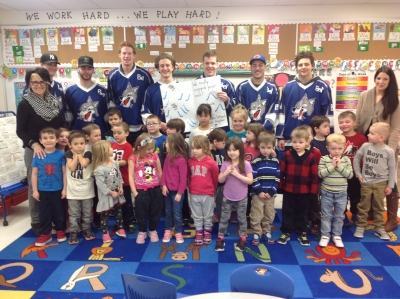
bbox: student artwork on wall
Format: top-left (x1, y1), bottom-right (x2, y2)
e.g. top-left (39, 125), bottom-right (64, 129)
top-left (222, 26), bottom-right (234, 44)
top-left (193, 26), bottom-right (205, 44)
top-left (164, 26), bottom-right (176, 44)
top-left (268, 25), bottom-right (280, 42)
top-left (299, 24), bottom-right (312, 42)
top-left (207, 25), bottom-right (219, 44)
top-left (252, 25), bottom-right (264, 45)
top-left (102, 27), bottom-right (114, 45)
top-left (343, 24), bottom-right (356, 41)
top-left (60, 28), bottom-right (72, 45)
top-left (328, 24), bottom-right (341, 41)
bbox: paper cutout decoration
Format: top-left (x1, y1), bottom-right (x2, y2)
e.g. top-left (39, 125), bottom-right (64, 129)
top-left (222, 26), bottom-right (234, 44)
top-left (268, 25), bottom-right (280, 42)
top-left (178, 26), bottom-right (190, 44)
top-left (252, 26), bottom-right (265, 44)
top-left (388, 23), bottom-right (400, 42)
top-left (60, 28), bottom-right (72, 45)
top-left (357, 23), bottom-right (371, 41)
top-left (46, 29), bottom-right (58, 46)
top-left (207, 26), bottom-right (219, 43)
top-left (87, 28), bottom-right (100, 46)
top-left (314, 24), bottom-right (327, 42)
top-left (102, 27), bottom-right (114, 44)
top-left (299, 24), bottom-right (312, 42)
top-left (343, 24), bottom-right (356, 41)
top-left (33, 29), bottom-right (45, 45)
top-left (193, 26), bottom-right (205, 44)
top-left (19, 29), bottom-right (31, 46)
top-left (4, 29), bottom-right (18, 46)
top-left (149, 26), bottom-right (162, 46)
top-left (237, 26), bottom-right (250, 44)
top-left (164, 26), bottom-right (176, 44)
top-left (74, 28), bottom-right (86, 45)
top-left (328, 24), bottom-right (341, 41)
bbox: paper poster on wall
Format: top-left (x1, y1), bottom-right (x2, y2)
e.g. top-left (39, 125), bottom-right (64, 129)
top-left (60, 28), bottom-right (72, 45)
top-left (207, 26), bottom-right (219, 44)
top-left (193, 26), bottom-right (205, 44)
top-left (357, 23), bottom-right (371, 41)
top-left (343, 24), bottom-right (356, 41)
top-left (160, 76), bottom-right (226, 132)
top-left (388, 23), bottom-right (400, 42)
top-left (299, 24), bottom-right (312, 41)
top-left (372, 23), bottom-right (386, 41)
top-left (18, 29), bottom-right (31, 46)
top-left (149, 26), bottom-right (162, 46)
top-left (4, 29), bottom-right (18, 46)
top-left (336, 75), bottom-right (368, 109)
top-left (87, 27), bottom-right (100, 46)
top-left (221, 26), bottom-right (234, 44)
top-left (314, 24), bottom-right (326, 41)
top-left (237, 26), bottom-right (249, 44)
top-left (164, 26), bottom-right (176, 44)
top-left (46, 28), bottom-right (58, 46)
top-left (33, 29), bottom-right (45, 45)
top-left (135, 26), bottom-right (147, 49)
top-left (252, 26), bottom-right (265, 45)
top-left (358, 41), bottom-right (369, 51)
top-left (23, 46), bottom-right (33, 58)
top-left (102, 27), bottom-right (114, 44)
top-left (14, 82), bottom-right (25, 108)
top-left (268, 25), bottom-right (280, 42)
top-left (74, 28), bottom-right (86, 44)
top-left (328, 24), bottom-right (341, 41)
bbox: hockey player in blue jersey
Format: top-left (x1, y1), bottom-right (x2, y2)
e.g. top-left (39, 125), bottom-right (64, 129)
top-left (141, 53), bottom-right (177, 134)
top-left (277, 51), bottom-right (333, 150)
top-left (236, 54), bottom-right (280, 132)
top-left (108, 41), bottom-right (154, 145)
top-left (65, 56), bottom-right (108, 136)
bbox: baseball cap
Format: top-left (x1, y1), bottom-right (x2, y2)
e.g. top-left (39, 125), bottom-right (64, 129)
top-left (78, 56), bottom-right (94, 67)
top-left (249, 54), bottom-right (266, 65)
top-left (40, 53), bottom-right (60, 65)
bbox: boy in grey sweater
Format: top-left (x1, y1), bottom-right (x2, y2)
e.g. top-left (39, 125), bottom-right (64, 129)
top-left (353, 122), bottom-right (395, 240)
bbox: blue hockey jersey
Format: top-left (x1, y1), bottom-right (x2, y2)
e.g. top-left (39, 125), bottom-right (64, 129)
top-left (236, 79), bottom-right (280, 132)
top-left (65, 83), bottom-right (108, 135)
top-left (107, 65), bottom-right (154, 130)
top-left (276, 76), bottom-right (333, 145)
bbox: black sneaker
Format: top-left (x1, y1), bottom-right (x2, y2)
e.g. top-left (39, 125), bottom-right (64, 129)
top-left (68, 232), bottom-right (79, 245)
top-left (298, 233), bottom-right (310, 246)
top-left (277, 233), bottom-right (290, 245)
top-left (235, 238), bottom-right (247, 252)
top-left (215, 238), bottom-right (225, 252)
top-left (82, 229), bottom-right (95, 241)
top-left (127, 223), bottom-right (136, 234)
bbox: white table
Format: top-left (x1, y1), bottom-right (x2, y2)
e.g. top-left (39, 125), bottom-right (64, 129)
top-left (181, 292), bottom-right (283, 299)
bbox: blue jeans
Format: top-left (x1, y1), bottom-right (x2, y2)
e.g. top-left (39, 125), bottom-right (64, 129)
top-left (320, 189), bottom-right (347, 238)
top-left (165, 191), bottom-right (184, 234)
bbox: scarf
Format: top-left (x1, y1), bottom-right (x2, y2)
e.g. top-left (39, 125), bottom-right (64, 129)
top-left (24, 90), bottom-right (60, 122)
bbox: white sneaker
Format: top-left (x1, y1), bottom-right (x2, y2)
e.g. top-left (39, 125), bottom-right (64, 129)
top-left (319, 236), bottom-right (330, 247)
top-left (374, 228), bottom-right (390, 241)
top-left (333, 236), bottom-right (344, 248)
top-left (354, 226), bottom-right (364, 238)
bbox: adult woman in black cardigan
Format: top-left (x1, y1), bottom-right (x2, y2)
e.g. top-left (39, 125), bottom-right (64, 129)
top-left (16, 67), bottom-right (64, 236)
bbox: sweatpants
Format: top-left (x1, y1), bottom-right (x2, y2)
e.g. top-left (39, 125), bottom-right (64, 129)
top-left (189, 194), bottom-right (214, 231)
top-left (218, 196), bottom-right (248, 237)
top-left (101, 205), bottom-right (123, 234)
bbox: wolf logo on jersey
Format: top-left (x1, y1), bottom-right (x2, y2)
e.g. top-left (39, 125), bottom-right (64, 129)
top-left (120, 82), bottom-right (139, 108)
top-left (78, 96), bottom-right (99, 122)
top-left (249, 94), bottom-right (266, 121)
top-left (291, 94), bottom-right (315, 120)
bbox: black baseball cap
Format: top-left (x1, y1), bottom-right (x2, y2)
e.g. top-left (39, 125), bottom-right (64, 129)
top-left (40, 53), bottom-right (60, 65)
top-left (78, 56), bottom-right (94, 67)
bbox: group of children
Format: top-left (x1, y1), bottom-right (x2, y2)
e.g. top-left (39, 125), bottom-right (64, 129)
top-left (32, 102), bottom-right (395, 251)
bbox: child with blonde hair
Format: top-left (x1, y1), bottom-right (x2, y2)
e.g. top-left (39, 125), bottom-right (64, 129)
top-left (92, 140), bottom-right (126, 242)
top-left (128, 133), bottom-right (163, 244)
top-left (227, 104), bottom-right (248, 139)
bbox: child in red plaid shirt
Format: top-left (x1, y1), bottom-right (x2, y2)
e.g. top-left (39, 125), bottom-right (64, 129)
top-left (277, 127), bottom-right (319, 246)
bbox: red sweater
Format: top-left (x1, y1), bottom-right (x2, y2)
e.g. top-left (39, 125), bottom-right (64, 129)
top-left (188, 155), bottom-right (219, 197)
top-left (112, 142), bottom-right (133, 186)
top-left (161, 155), bottom-right (188, 194)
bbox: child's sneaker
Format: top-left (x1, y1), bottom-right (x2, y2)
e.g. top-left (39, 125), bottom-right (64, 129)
top-left (116, 229), bottom-right (127, 238)
top-left (215, 237), bottom-right (225, 251)
top-left (265, 232), bottom-right (275, 244)
top-left (354, 226), bottom-right (364, 238)
top-left (252, 234), bottom-right (260, 246)
top-left (319, 236), bottom-right (330, 247)
top-left (203, 230), bottom-right (212, 245)
top-left (298, 233), bottom-right (310, 246)
top-left (175, 233), bottom-right (184, 244)
top-left (56, 230), bottom-right (67, 242)
top-left (235, 237), bottom-right (247, 252)
top-left (374, 228), bottom-right (390, 241)
top-left (333, 236), bottom-right (344, 247)
top-left (102, 233), bottom-right (112, 243)
top-left (35, 233), bottom-right (52, 247)
top-left (127, 223), bottom-right (136, 234)
top-left (82, 229), bottom-right (95, 241)
top-left (277, 233), bottom-right (290, 245)
top-left (69, 232), bottom-right (79, 245)
top-left (136, 232), bottom-right (147, 244)
top-left (162, 230), bottom-right (172, 243)
top-left (195, 231), bottom-right (203, 246)
top-left (149, 230), bottom-right (159, 242)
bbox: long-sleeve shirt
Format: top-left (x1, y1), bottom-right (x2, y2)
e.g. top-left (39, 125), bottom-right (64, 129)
top-left (252, 154), bottom-right (280, 196)
top-left (279, 149), bottom-right (319, 195)
top-left (318, 155), bottom-right (353, 192)
top-left (188, 155), bottom-right (219, 197)
top-left (161, 155), bottom-right (188, 194)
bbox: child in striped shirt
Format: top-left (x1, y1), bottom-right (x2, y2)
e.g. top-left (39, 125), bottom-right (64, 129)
top-left (318, 133), bottom-right (353, 248)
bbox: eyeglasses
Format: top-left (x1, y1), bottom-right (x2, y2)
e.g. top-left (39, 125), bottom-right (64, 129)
top-left (31, 81), bottom-right (48, 87)
top-left (146, 123), bottom-right (160, 127)
top-left (140, 136), bottom-right (153, 147)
